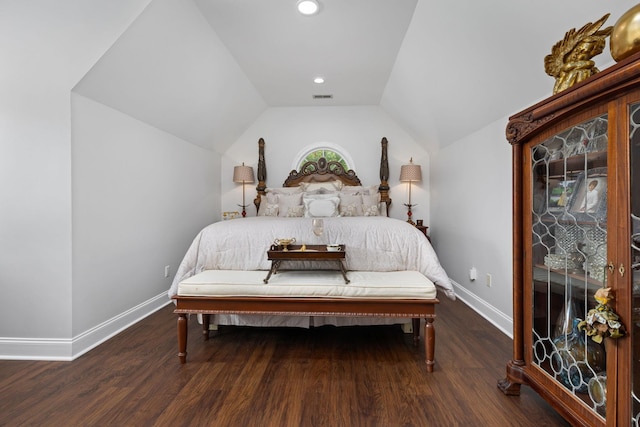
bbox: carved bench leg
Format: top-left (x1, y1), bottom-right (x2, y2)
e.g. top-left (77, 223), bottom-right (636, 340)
top-left (424, 317), bottom-right (435, 372)
top-left (412, 318), bottom-right (420, 346)
top-left (178, 313), bottom-right (188, 364)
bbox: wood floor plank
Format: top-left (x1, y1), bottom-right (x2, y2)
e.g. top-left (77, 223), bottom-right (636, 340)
top-left (0, 296), bottom-right (570, 426)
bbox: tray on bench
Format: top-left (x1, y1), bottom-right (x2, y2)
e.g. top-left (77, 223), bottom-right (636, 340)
top-left (265, 244), bottom-right (349, 284)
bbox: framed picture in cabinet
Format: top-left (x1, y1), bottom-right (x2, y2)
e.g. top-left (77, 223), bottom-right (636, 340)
top-left (548, 179), bottom-right (577, 212)
top-left (567, 168), bottom-right (607, 219)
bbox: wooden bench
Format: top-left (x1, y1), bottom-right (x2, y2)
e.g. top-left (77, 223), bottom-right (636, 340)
top-left (172, 270), bottom-right (439, 372)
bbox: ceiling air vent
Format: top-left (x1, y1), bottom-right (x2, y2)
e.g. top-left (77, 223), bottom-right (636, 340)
top-left (313, 94), bottom-right (333, 99)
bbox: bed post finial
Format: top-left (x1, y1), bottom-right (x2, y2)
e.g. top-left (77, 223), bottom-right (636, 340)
top-left (254, 138), bottom-right (267, 213)
top-left (379, 137), bottom-right (392, 215)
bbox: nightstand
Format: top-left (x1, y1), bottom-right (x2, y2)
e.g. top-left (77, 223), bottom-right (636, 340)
top-left (416, 225), bottom-right (431, 242)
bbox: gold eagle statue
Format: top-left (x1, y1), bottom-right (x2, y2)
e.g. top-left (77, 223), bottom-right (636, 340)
top-left (544, 14), bottom-right (613, 94)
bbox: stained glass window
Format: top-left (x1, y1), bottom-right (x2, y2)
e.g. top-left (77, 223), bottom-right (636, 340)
top-left (298, 147), bottom-right (350, 171)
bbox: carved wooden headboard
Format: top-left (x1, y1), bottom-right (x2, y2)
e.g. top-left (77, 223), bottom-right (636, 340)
top-left (253, 138), bottom-right (392, 215)
top-left (283, 157), bottom-right (362, 187)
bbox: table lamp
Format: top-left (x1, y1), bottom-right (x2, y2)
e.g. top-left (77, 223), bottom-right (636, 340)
top-left (233, 163), bottom-right (255, 217)
top-left (399, 158), bottom-right (422, 225)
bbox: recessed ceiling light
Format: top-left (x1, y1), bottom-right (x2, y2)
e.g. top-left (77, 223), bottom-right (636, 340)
top-left (297, 0), bottom-right (319, 15)
top-left (313, 77), bottom-right (325, 84)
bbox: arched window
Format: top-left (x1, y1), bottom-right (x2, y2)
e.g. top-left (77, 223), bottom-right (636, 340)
top-left (293, 144), bottom-right (354, 172)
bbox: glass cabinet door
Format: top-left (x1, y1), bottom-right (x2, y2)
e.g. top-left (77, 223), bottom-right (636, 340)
top-left (530, 113), bottom-right (608, 418)
top-left (630, 102), bottom-right (640, 426)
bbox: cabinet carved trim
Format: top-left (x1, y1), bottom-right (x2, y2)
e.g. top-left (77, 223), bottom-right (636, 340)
top-left (507, 51), bottom-right (640, 145)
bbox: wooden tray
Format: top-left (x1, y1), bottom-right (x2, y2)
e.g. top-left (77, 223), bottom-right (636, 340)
top-left (267, 244), bottom-right (345, 260)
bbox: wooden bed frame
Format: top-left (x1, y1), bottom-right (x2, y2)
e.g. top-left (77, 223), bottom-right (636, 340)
top-left (253, 137), bottom-right (392, 216)
top-left (173, 137), bottom-right (438, 372)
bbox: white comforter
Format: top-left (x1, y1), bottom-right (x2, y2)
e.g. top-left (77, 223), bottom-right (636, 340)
top-left (169, 216), bottom-right (454, 300)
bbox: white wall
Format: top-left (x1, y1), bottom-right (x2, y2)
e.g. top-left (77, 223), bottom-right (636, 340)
top-left (221, 106), bottom-right (431, 223)
top-left (71, 94), bottom-right (218, 340)
top-left (73, 0), bottom-right (266, 153)
top-left (0, 0), bottom-right (224, 360)
top-left (431, 118), bottom-right (514, 334)
top-left (0, 0), bottom-right (151, 357)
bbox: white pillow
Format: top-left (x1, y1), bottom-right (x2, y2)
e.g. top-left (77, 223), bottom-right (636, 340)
top-left (303, 192), bottom-right (339, 200)
top-left (303, 188), bottom-right (337, 195)
top-left (299, 180), bottom-right (344, 192)
top-left (277, 193), bottom-right (304, 217)
top-left (304, 196), bottom-right (340, 217)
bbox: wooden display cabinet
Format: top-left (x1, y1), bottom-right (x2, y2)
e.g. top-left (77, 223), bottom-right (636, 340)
top-left (498, 52), bottom-right (640, 426)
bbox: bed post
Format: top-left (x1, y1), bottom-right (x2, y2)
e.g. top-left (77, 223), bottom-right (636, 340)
top-left (254, 138), bottom-right (267, 214)
top-left (379, 137), bottom-right (392, 216)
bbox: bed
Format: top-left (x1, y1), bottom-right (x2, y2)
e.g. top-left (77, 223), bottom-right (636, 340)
top-left (169, 138), bottom-right (453, 370)
top-left (168, 138), bottom-right (455, 327)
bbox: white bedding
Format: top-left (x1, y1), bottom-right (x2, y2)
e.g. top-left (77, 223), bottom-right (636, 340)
top-left (169, 216), bottom-right (454, 300)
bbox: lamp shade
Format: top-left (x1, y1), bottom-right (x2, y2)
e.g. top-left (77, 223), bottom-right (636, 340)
top-left (399, 159), bottom-right (422, 182)
top-left (233, 164), bottom-right (255, 183)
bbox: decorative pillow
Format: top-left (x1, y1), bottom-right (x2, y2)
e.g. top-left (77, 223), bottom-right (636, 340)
top-left (299, 180), bottom-right (344, 192)
top-left (338, 193), bottom-right (364, 216)
top-left (265, 187), bottom-right (303, 195)
top-left (339, 185), bottom-right (365, 195)
top-left (285, 205), bottom-right (304, 217)
top-left (364, 185), bottom-right (380, 195)
top-left (257, 192), bottom-right (279, 216)
top-left (361, 193), bottom-right (380, 216)
top-left (303, 196), bottom-right (340, 217)
top-left (363, 204), bottom-right (379, 216)
top-left (277, 193), bottom-right (304, 217)
top-left (361, 192), bottom-right (380, 205)
top-left (340, 185), bottom-right (379, 195)
top-left (260, 203), bottom-right (278, 217)
top-left (340, 204), bottom-right (359, 217)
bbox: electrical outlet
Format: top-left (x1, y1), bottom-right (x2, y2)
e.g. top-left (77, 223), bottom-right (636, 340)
top-left (469, 267), bottom-right (477, 281)
top-left (486, 273), bottom-right (492, 287)
top-left (164, 265), bottom-right (171, 278)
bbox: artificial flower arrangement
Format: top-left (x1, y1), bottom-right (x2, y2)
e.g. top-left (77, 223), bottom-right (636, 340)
top-left (578, 287), bottom-right (626, 343)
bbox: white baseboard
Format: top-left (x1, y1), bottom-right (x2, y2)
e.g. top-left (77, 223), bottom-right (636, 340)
top-left (0, 292), bottom-right (170, 361)
top-left (450, 279), bottom-right (514, 338)
top-left (2, 285), bottom-right (511, 360)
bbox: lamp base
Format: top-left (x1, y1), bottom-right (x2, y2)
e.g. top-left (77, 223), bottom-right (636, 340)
top-left (404, 203), bottom-right (415, 225)
top-left (238, 204), bottom-right (248, 218)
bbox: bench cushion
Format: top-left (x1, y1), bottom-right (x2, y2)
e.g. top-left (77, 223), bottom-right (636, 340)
top-left (178, 270), bottom-right (437, 300)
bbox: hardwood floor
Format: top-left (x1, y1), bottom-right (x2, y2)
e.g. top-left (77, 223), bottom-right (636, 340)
top-left (0, 296), bottom-right (569, 426)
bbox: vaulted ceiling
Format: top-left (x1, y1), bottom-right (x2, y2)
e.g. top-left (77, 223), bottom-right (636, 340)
top-left (74, 0), bottom-right (633, 153)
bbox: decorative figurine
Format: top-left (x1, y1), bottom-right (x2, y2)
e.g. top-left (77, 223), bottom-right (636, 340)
top-left (545, 14), bottom-right (613, 94)
top-left (610, 3), bottom-right (640, 62)
top-left (578, 286), bottom-right (626, 344)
